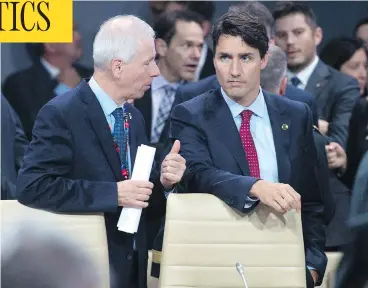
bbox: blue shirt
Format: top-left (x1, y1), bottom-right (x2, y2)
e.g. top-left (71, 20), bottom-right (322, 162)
top-left (88, 77), bottom-right (132, 172)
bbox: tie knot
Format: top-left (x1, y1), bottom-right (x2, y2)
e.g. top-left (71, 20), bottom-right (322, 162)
top-left (291, 76), bottom-right (301, 87)
top-left (241, 110), bottom-right (253, 121)
top-left (112, 107), bottom-right (124, 121)
top-left (164, 85), bottom-right (176, 95)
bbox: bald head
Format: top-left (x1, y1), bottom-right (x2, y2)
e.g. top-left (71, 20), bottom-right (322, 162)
top-left (260, 45), bottom-right (288, 94)
top-left (93, 15), bottom-right (155, 69)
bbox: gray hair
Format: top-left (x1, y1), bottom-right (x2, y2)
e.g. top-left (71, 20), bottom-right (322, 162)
top-left (93, 15), bottom-right (155, 69)
top-left (260, 45), bottom-right (287, 94)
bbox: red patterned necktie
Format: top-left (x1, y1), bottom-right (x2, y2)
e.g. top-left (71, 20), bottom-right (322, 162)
top-left (240, 110), bottom-right (260, 178)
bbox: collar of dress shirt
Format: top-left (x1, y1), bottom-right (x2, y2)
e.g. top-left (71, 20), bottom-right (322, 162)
top-left (287, 55), bottom-right (319, 87)
top-left (151, 75), bottom-right (181, 91)
top-left (40, 57), bottom-right (60, 79)
top-left (220, 87), bottom-right (266, 119)
top-left (88, 76), bottom-right (123, 118)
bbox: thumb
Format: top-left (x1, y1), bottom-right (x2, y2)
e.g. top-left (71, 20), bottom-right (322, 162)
top-left (326, 143), bottom-right (335, 151)
top-left (329, 142), bottom-right (339, 150)
top-left (170, 140), bottom-right (180, 154)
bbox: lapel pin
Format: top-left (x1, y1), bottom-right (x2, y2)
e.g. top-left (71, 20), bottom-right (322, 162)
top-left (281, 124), bottom-right (289, 131)
top-left (316, 82), bottom-right (321, 88)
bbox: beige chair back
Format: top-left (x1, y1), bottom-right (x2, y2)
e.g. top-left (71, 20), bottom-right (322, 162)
top-left (318, 252), bottom-right (343, 288)
top-left (159, 193), bottom-right (306, 288)
top-left (1, 200), bottom-right (109, 288)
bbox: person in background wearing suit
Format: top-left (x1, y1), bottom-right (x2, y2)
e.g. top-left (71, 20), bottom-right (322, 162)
top-left (273, 2), bottom-right (359, 149)
top-left (148, 1), bottom-right (215, 82)
top-left (1, 95), bottom-right (28, 200)
top-left (134, 10), bottom-right (204, 156)
top-left (2, 25), bottom-right (92, 140)
top-left (320, 37), bottom-right (368, 189)
top-left (273, 3), bottom-right (361, 251)
top-left (169, 11), bottom-right (326, 288)
top-left (16, 15), bottom-right (186, 288)
top-left (273, 2), bottom-right (360, 148)
top-left (335, 152), bottom-right (368, 288)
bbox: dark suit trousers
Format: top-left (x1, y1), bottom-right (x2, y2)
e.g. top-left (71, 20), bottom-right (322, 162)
top-left (128, 252), bottom-right (139, 288)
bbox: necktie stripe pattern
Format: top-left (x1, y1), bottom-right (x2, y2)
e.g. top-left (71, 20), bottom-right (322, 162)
top-left (151, 85), bottom-right (176, 143)
top-left (240, 110), bottom-right (260, 178)
top-left (111, 107), bottom-right (130, 180)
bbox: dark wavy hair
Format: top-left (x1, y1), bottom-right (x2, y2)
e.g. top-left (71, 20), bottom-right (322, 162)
top-left (212, 11), bottom-right (269, 59)
top-left (320, 37), bottom-right (368, 71)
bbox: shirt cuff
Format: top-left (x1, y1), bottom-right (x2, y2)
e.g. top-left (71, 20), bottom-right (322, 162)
top-left (307, 265), bottom-right (316, 271)
top-left (164, 186), bottom-right (177, 198)
top-left (244, 195), bottom-right (259, 208)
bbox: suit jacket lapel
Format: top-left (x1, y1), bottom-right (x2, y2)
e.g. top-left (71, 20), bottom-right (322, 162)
top-left (205, 89), bottom-right (250, 176)
top-left (305, 60), bottom-right (330, 100)
top-left (79, 81), bottom-right (122, 181)
top-left (134, 89), bottom-right (152, 140)
top-left (264, 93), bottom-right (291, 184)
top-left (32, 62), bottom-right (58, 103)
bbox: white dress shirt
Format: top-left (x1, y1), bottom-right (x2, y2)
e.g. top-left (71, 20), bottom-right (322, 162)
top-left (287, 55), bottom-right (319, 90)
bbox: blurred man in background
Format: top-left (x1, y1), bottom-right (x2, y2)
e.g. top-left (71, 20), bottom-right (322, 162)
top-left (2, 25), bottom-right (92, 140)
top-left (135, 10), bottom-right (204, 156)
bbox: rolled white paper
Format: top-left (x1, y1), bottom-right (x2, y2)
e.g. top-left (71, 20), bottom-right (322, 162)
top-left (117, 145), bottom-right (156, 233)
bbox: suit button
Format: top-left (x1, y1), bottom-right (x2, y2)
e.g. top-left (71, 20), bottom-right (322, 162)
top-left (126, 253), bottom-right (133, 261)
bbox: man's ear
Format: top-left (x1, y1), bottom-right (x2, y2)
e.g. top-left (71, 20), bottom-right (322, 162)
top-left (111, 59), bottom-right (124, 79)
top-left (279, 76), bottom-right (288, 96)
top-left (156, 38), bottom-right (168, 58)
top-left (314, 26), bottom-right (323, 47)
top-left (260, 52), bottom-right (269, 70)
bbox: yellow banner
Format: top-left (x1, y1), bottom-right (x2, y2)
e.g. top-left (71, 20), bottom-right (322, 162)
top-left (0, 0), bottom-right (73, 43)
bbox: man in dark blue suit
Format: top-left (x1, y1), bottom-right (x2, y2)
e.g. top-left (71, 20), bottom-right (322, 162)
top-left (16, 16), bottom-right (186, 288)
top-left (169, 12), bottom-right (326, 287)
top-left (259, 45), bottom-right (334, 226)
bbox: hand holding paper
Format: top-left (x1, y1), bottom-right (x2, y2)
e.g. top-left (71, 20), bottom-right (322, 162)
top-left (160, 140), bottom-right (186, 189)
top-left (117, 180), bottom-right (153, 208)
top-left (117, 145), bottom-right (156, 233)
